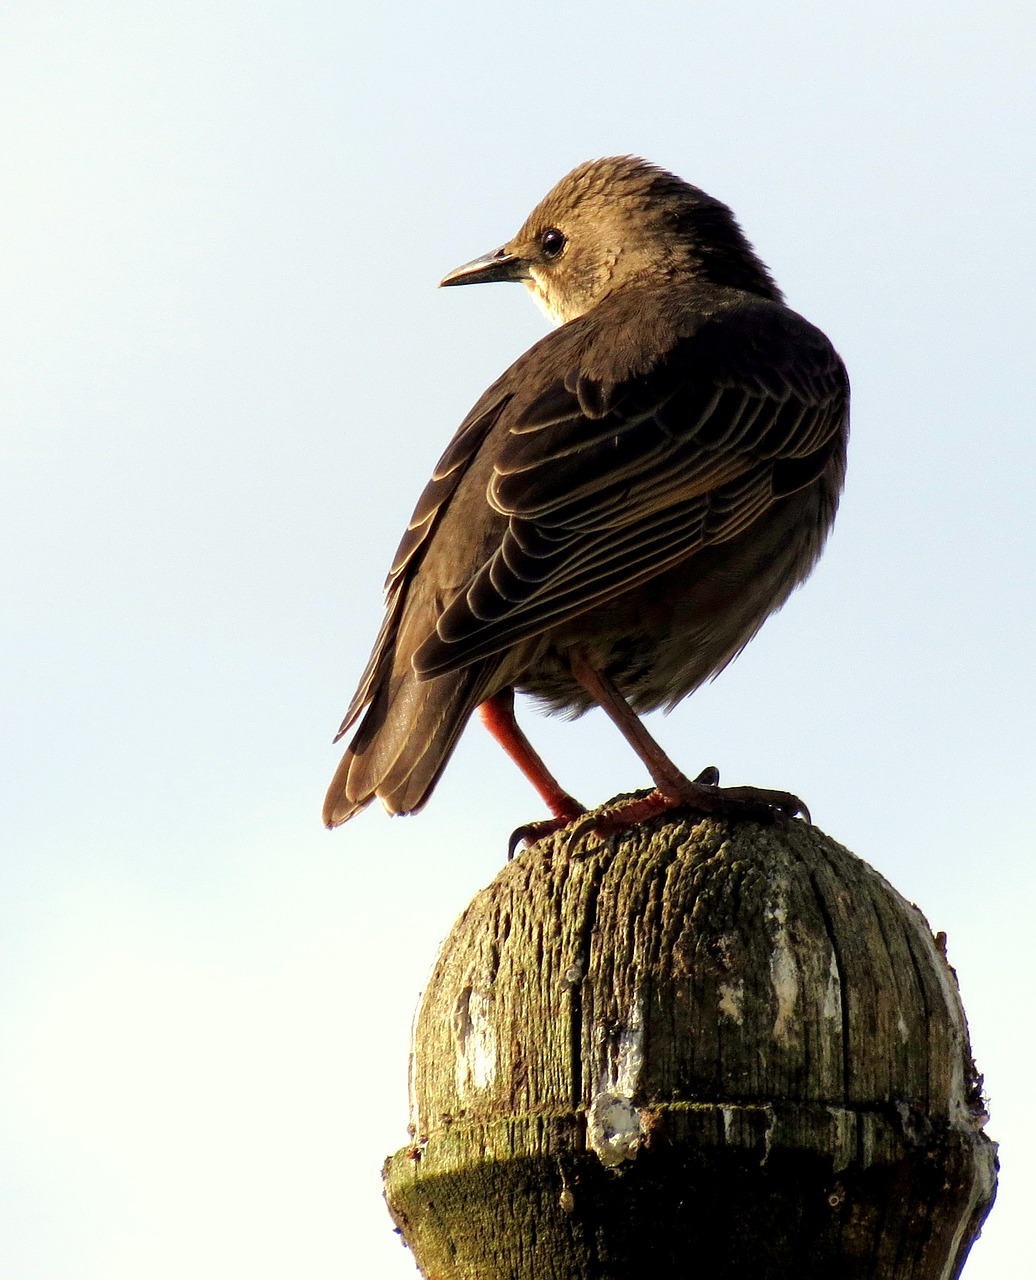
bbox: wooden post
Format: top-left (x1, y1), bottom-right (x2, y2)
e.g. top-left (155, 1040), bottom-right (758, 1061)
top-left (384, 813), bottom-right (996, 1279)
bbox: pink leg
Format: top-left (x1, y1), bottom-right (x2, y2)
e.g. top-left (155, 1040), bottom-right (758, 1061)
top-left (478, 690), bottom-right (586, 855)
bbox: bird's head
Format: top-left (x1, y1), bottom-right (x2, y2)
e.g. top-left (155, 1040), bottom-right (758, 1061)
top-left (440, 156), bottom-right (780, 325)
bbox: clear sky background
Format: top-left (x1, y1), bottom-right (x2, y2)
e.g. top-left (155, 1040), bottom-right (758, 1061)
top-left (1, 2), bottom-right (1032, 1276)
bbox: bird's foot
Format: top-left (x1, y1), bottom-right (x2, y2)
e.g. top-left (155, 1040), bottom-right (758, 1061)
top-left (666, 766), bottom-right (810, 825)
top-left (561, 767), bottom-right (809, 850)
top-left (509, 769), bottom-right (809, 857)
top-left (683, 784), bottom-right (810, 824)
top-left (508, 798), bottom-right (587, 859)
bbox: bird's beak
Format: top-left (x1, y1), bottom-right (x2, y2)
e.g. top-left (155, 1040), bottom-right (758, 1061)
top-left (439, 246), bottom-right (531, 287)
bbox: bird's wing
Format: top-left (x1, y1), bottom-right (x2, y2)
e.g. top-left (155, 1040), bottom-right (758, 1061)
top-left (414, 299), bottom-right (848, 677)
top-left (333, 388), bottom-right (511, 738)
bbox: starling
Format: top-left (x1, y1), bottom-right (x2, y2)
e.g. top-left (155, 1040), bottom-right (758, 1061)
top-left (324, 157), bottom-right (848, 841)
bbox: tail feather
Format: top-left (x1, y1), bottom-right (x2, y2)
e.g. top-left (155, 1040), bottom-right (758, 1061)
top-left (322, 663), bottom-right (488, 828)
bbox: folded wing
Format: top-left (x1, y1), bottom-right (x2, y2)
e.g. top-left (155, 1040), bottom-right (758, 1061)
top-left (413, 298), bottom-right (848, 677)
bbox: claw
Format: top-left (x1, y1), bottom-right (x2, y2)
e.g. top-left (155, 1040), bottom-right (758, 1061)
top-left (508, 802), bottom-right (587, 858)
top-left (508, 819), bottom-right (559, 859)
top-left (562, 808), bottom-right (615, 854)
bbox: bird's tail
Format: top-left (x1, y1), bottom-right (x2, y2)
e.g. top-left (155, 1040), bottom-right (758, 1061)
top-left (322, 662), bottom-right (487, 828)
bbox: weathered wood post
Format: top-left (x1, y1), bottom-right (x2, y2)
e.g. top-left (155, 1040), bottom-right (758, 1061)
top-left (384, 812), bottom-right (996, 1278)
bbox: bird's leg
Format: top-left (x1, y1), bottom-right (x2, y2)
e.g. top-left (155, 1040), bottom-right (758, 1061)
top-left (479, 689), bottom-right (583, 817)
top-left (478, 689), bottom-right (587, 857)
top-left (567, 650), bottom-right (809, 831)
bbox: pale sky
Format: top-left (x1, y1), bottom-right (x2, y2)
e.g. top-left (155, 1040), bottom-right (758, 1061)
top-left (2, 3), bottom-right (1033, 1276)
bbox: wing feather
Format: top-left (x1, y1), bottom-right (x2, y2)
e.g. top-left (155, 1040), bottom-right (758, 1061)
top-left (415, 299), bottom-right (847, 673)
top-left (341, 290), bottom-right (848, 708)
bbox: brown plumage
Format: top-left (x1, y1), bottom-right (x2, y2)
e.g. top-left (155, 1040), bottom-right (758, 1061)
top-left (323, 157), bottom-right (848, 835)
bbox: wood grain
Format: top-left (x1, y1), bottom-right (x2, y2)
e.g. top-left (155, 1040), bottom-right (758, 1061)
top-left (384, 812), bottom-right (996, 1279)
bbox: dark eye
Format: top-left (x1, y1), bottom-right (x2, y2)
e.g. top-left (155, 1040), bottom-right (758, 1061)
top-left (540, 227), bottom-right (566, 259)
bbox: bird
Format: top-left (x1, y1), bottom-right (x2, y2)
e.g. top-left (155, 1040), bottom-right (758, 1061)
top-left (323, 156), bottom-right (848, 845)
